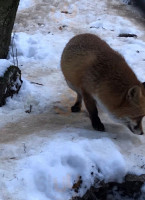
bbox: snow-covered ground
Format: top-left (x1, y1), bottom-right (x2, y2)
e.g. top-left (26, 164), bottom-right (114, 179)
top-left (1, 0), bottom-right (145, 199)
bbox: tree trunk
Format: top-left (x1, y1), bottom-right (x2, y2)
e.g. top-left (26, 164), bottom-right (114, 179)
top-left (0, 0), bottom-right (20, 58)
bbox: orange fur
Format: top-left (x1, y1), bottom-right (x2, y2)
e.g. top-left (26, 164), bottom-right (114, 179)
top-left (61, 33), bottom-right (145, 134)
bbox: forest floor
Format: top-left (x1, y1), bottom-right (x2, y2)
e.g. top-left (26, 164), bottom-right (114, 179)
top-left (1, 0), bottom-right (145, 200)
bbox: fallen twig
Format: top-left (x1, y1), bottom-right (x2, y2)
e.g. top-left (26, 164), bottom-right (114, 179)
top-left (30, 81), bottom-right (44, 86)
top-left (118, 33), bottom-right (137, 38)
top-left (23, 143), bottom-right (26, 153)
top-left (11, 33), bottom-right (16, 66)
top-left (25, 105), bottom-right (32, 113)
top-left (61, 11), bottom-right (72, 14)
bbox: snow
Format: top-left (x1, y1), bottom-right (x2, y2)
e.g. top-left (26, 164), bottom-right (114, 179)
top-left (0, 132), bottom-right (126, 200)
top-left (1, 0), bottom-right (145, 199)
top-left (10, 32), bottom-right (68, 66)
top-left (122, 0), bottom-right (131, 4)
top-left (3, 135), bottom-right (126, 200)
top-left (89, 14), bottom-right (141, 36)
top-left (18, 0), bottom-right (35, 11)
top-left (0, 59), bottom-right (12, 76)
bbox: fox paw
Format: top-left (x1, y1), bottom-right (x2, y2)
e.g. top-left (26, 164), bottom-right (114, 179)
top-left (71, 105), bottom-right (81, 112)
top-left (92, 122), bottom-right (105, 132)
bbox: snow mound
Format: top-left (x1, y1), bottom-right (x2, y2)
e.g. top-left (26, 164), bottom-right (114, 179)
top-left (9, 32), bottom-right (68, 67)
top-left (7, 134), bottom-right (126, 200)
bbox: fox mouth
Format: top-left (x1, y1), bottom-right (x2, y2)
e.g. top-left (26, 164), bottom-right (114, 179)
top-left (127, 124), bottom-right (143, 135)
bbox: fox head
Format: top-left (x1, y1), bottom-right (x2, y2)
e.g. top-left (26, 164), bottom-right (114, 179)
top-left (116, 83), bottom-right (145, 135)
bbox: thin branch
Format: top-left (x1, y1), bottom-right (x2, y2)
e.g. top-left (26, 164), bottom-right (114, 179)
top-left (30, 81), bottom-right (44, 86)
top-left (16, 48), bottom-right (18, 67)
top-left (25, 105), bottom-right (32, 113)
top-left (11, 33), bottom-right (15, 66)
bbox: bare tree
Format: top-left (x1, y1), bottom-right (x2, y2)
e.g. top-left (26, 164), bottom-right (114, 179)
top-left (0, 0), bottom-right (20, 58)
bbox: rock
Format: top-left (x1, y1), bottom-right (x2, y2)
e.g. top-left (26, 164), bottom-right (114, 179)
top-left (0, 65), bottom-right (23, 106)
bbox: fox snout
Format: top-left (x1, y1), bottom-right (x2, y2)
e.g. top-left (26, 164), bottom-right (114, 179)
top-left (126, 118), bottom-right (144, 135)
top-left (127, 125), bottom-right (144, 135)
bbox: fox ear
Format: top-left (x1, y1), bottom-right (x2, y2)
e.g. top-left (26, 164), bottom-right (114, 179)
top-left (127, 85), bottom-right (141, 104)
top-left (143, 82), bottom-right (145, 88)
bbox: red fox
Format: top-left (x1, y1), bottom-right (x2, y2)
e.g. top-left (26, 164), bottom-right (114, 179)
top-left (61, 33), bottom-right (145, 135)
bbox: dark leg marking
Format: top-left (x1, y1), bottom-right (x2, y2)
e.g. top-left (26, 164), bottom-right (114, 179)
top-left (71, 93), bottom-right (82, 112)
top-left (82, 91), bottom-right (105, 131)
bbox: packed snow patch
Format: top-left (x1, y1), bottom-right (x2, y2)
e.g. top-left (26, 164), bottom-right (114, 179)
top-left (89, 15), bottom-right (141, 36)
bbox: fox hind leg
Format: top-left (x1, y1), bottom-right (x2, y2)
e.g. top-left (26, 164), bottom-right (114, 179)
top-left (71, 93), bottom-right (82, 112)
top-left (66, 80), bottom-right (82, 112)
